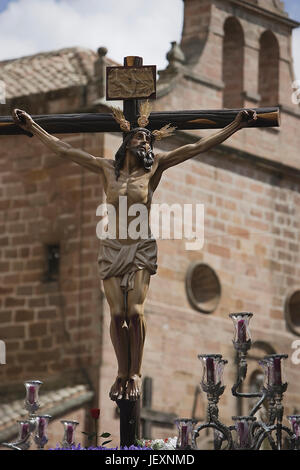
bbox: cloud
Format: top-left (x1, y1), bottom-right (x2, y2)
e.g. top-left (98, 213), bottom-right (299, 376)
top-left (0, 0), bottom-right (183, 70)
top-left (0, 0), bottom-right (298, 81)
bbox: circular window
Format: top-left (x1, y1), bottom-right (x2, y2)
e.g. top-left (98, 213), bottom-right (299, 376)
top-left (185, 263), bottom-right (221, 313)
top-left (285, 290), bottom-right (300, 336)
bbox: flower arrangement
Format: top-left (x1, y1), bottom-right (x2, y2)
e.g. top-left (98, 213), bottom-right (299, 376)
top-left (50, 444), bottom-right (152, 450)
top-left (135, 437), bottom-right (177, 450)
top-left (51, 438), bottom-right (177, 451)
top-left (50, 407), bottom-right (178, 450)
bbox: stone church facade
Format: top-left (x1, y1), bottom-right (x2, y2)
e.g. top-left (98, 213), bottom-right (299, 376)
top-left (0, 0), bottom-right (299, 448)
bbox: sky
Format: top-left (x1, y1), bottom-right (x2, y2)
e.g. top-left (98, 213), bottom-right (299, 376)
top-left (0, 0), bottom-right (298, 78)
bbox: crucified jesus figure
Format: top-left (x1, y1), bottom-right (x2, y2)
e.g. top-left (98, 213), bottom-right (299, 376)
top-left (13, 106), bottom-right (257, 402)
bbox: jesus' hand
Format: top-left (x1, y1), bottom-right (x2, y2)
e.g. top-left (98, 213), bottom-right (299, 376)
top-left (235, 109), bottom-right (257, 129)
top-left (12, 109), bottom-right (34, 133)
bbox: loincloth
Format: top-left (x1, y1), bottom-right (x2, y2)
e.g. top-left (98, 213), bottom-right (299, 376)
top-left (97, 238), bottom-right (158, 291)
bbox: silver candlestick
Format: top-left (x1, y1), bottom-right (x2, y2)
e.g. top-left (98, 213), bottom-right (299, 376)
top-left (0, 380), bottom-right (53, 450)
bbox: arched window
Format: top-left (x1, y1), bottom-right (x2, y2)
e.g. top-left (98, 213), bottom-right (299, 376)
top-left (222, 17), bottom-right (245, 108)
top-left (259, 31), bottom-right (280, 106)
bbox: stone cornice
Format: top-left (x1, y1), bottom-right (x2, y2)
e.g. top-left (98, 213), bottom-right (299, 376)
top-left (184, 71), bottom-right (224, 91)
top-left (228, 0), bottom-right (300, 29)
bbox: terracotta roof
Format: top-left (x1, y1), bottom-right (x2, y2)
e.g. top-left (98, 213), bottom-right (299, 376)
top-left (0, 384), bottom-right (93, 442)
top-left (0, 47), bottom-right (99, 99)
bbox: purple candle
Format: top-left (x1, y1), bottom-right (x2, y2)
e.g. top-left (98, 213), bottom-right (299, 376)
top-left (237, 421), bottom-right (249, 448)
top-left (273, 357), bottom-right (282, 385)
top-left (291, 418), bottom-right (300, 438)
top-left (181, 425), bottom-right (188, 448)
top-left (237, 319), bottom-right (247, 343)
top-left (21, 422), bottom-right (30, 440)
top-left (28, 385), bottom-right (36, 404)
top-left (66, 424), bottom-right (74, 444)
top-left (38, 417), bottom-right (46, 438)
top-left (206, 357), bottom-right (215, 383)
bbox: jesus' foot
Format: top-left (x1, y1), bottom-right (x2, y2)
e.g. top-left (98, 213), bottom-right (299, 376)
top-left (125, 375), bottom-right (142, 401)
top-left (109, 377), bottom-right (127, 401)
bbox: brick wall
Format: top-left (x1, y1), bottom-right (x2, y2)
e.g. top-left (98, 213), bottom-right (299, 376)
top-left (0, 130), bottom-right (104, 395)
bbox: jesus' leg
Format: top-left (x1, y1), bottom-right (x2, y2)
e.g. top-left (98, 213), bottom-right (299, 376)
top-left (103, 276), bottom-right (129, 401)
top-left (125, 269), bottom-right (150, 401)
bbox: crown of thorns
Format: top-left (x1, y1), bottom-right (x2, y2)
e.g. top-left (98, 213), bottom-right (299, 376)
top-left (111, 100), bottom-right (176, 141)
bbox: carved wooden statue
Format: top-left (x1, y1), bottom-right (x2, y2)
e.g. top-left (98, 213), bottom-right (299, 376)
top-left (13, 104), bottom-right (257, 402)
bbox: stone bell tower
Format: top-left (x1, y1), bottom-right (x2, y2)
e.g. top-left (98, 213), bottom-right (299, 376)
top-left (155, 0), bottom-right (299, 168)
top-left (177, 0), bottom-right (299, 112)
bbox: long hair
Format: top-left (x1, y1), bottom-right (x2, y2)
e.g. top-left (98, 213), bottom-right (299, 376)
top-left (114, 128), bottom-right (155, 180)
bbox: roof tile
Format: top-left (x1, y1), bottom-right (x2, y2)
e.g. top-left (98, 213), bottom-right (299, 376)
top-left (0, 47), bottom-right (97, 99)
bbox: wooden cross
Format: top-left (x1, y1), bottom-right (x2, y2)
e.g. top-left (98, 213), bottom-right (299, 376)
top-left (0, 55), bottom-right (280, 447)
top-left (0, 56), bottom-right (279, 136)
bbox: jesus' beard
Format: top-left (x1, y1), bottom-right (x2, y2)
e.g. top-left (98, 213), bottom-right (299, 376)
top-left (129, 145), bottom-right (154, 171)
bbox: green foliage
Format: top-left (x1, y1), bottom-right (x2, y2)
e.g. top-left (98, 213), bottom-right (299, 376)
top-left (81, 431), bottom-right (112, 448)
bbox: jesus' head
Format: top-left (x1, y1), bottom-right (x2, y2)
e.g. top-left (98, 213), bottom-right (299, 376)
top-left (114, 128), bottom-right (155, 180)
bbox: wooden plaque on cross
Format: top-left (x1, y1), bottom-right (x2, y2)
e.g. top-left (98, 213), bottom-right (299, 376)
top-left (106, 56), bottom-right (156, 101)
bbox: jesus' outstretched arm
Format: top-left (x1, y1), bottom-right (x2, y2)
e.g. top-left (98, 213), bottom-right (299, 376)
top-left (156, 109), bottom-right (257, 172)
top-left (12, 109), bottom-right (105, 174)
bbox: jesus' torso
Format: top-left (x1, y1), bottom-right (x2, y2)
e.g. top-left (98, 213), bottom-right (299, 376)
top-left (100, 157), bottom-right (162, 244)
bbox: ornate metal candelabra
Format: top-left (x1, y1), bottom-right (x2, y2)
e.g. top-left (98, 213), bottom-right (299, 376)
top-left (0, 380), bottom-right (79, 450)
top-left (1, 380), bottom-right (51, 450)
top-left (1, 312), bottom-right (299, 451)
top-left (187, 313), bottom-right (299, 450)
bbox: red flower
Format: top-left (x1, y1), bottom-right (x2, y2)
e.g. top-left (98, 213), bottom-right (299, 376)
top-left (90, 408), bottom-right (100, 420)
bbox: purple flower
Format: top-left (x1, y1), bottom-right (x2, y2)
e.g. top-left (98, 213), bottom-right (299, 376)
top-left (49, 443), bottom-right (153, 450)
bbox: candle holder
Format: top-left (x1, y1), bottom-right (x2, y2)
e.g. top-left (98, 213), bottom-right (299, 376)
top-left (192, 313), bottom-right (297, 450)
top-left (24, 380), bottom-right (43, 414)
top-left (0, 380), bottom-right (82, 451)
top-left (34, 415), bottom-right (52, 449)
top-left (61, 420), bottom-right (79, 449)
top-left (232, 416), bottom-right (256, 449)
top-left (1, 419), bottom-right (33, 450)
top-left (175, 419), bottom-right (198, 450)
top-left (229, 314), bottom-right (268, 417)
top-left (229, 313), bottom-right (253, 353)
top-left (194, 355), bottom-right (232, 449)
top-left (197, 354), bottom-right (227, 397)
top-left (261, 355), bottom-right (288, 395)
top-left (287, 415), bottom-right (300, 450)
top-left (0, 380), bottom-right (55, 450)
top-left (16, 420), bottom-right (32, 450)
